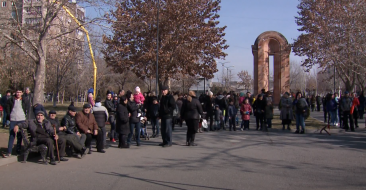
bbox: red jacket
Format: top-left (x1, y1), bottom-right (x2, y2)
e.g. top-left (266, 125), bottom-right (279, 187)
top-left (240, 103), bottom-right (252, 121)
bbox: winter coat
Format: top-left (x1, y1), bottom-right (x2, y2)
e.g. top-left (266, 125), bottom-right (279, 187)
top-left (279, 96), bottom-right (293, 120)
top-left (253, 99), bottom-right (266, 116)
top-left (75, 111), bottom-right (99, 134)
top-left (228, 105), bottom-right (237, 118)
top-left (61, 113), bottom-right (79, 134)
top-left (104, 98), bottom-right (116, 115)
top-left (239, 96), bottom-right (245, 106)
top-left (204, 96), bottom-right (214, 116)
top-left (159, 93), bottom-right (176, 119)
top-left (293, 98), bottom-right (308, 115)
top-left (116, 103), bottom-right (130, 135)
top-left (215, 95), bottom-right (228, 111)
top-left (326, 99), bottom-right (337, 112)
top-left (18, 119), bottom-right (55, 140)
top-left (127, 100), bottom-right (140, 123)
top-left (181, 97), bottom-right (203, 120)
top-left (265, 104), bottom-right (273, 119)
top-left (214, 109), bottom-right (222, 121)
top-left (240, 103), bottom-right (252, 121)
top-left (358, 95), bottom-right (365, 111)
top-left (133, 93), bottom-right (145, 105)
top-left (149, 104), bottom-right (160, 119)
top-left (340, 97), bottom-right (352, 112)
top-left (92, 103), bottom-right (109, 127)
top-left (311, 97), bottom-right (316, 105)
top-left (351, 97), bottom-right (360, 115)
top-left (22, 93), bottom-right (33, 119)
top-left (6, 97), bottom-right (27, 120)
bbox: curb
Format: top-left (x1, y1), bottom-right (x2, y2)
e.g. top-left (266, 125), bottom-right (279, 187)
top-left (0, 156), bottom-right (18, 167)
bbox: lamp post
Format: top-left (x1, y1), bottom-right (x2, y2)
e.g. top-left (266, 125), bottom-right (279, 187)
top-left (155, 0), bottom-right (160, 96)
top-left (224, 66), bottom-right (234, 90)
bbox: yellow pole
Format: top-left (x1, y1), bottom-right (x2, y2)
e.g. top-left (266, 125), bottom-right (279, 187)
top-left (55, 2), bottom-right (97, 99)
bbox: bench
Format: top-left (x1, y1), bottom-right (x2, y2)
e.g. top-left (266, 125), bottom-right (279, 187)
top-left (20, 128), bottom-right (48, 164)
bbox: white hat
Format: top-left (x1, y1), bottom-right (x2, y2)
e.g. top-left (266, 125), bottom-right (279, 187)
top-left (135, 86), bottom-right (141, 93)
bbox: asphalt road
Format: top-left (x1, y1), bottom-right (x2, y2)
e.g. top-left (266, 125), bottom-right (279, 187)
top-left (0, 113), bottom-right (366, 190)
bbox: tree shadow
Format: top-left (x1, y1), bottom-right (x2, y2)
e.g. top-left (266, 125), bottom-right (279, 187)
top-left (95, 171), bottom-right (236, 190)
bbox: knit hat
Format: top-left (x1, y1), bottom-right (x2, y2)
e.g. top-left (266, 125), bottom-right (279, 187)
top-left (49, 110), bottom-right (56, 115)
top-left (36, 110), bottom-right (45, 116)
top-left (208, 91), bottom-right (213, 96)
top-left (135, 86), bottom-right (141, 93)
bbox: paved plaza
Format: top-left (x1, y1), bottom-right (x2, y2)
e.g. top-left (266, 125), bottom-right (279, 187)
top-left (0, 113), bottom-right (366, 190)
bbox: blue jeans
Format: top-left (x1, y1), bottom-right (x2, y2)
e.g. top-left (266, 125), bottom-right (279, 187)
top-left (215, 121), bottom-right (220, 130)
top-left (127, 122), bottom-right (140, 144)
top-left (109, 115), bottom-right (118, 139)
top-left (295, 113), bottom-right (305, 131)
top-left (2, 111), bottom-right (9, 127)
top-left (267, 119), bottom-right (272, 128)
top-left (151, 118), bottom-right (160, 134)
top-left (161, 118), bottom-right (172, 145)
top-left (330, 110), bottom-right (337, 125)
top-left (8, 120), bottom-right (25, 154)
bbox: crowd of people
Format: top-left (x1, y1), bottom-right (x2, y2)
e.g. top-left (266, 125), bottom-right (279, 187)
top-left (0, 86), bottom-right (365, 165)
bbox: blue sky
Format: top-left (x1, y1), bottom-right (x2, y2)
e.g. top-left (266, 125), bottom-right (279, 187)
top-left (215, 0), bottom-right (302, 81)
top-left (85, 0), bottom-right (303, 81)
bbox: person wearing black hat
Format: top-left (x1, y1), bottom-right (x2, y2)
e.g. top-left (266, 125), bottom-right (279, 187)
top-left (75, 103), bottom-right (105, 153)
top-left (61, 103), bottom-right (86, 145)
top-left (51, 110), bottom-right (87, 158)
top-left (340, 91), bottom-right (354, 131)
top-left (159, 86), bottom-right (176, 147)
top-left (13, 111), bottom-right (68, 165)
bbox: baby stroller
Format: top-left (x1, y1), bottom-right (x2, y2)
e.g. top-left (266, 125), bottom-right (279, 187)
top-left (132, 106), bottom-right (150, 141)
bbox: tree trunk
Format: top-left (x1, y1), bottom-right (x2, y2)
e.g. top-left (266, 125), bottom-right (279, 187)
top-left (62, 89), bottom-right (65, 104)
top-left (33, 42), bottom-right (46, 105)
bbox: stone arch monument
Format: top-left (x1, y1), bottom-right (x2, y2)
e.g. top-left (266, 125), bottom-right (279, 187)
top-left (252, 31), bottom-right (291, 104)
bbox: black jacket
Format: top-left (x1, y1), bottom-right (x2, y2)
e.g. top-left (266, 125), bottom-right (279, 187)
top-left (6, 97), bottom-right (27, 120)
top-left (215, 95), bottom-right (228, 111)
top-left (104, 98), bottom-right (116, 114)
top-left (159, 94), bottom-right (176, 119)
top-left (127, 100), bottom-right (139, 123)
top-left (22, 93), bottom-right (33, 119)
top-left (48, 117), bottom-right (66, 135)
top-left (116, 103), bottom-right (130, 135)
top-left (253, 99), bottom-right (266, 115)
top-left (181, 97), bottom-right (203, 120)
top-left (149, 104), bottom-right (160, 119)
top-left (204, 96), bottom-right (214, 115)
top-left (61, 113), bottom-right (78, 134)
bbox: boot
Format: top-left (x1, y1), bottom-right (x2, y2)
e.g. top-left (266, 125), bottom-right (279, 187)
top-left (88, 146), bottom-right (92, 154)
top-left (282, 125), bottom-right (285, 130)
top-left (190, 134), bottom-right (197, 146)
top-left (186, 134), bottom-right (190, 146)
top-left (287, 125), bottom-right (291, 130)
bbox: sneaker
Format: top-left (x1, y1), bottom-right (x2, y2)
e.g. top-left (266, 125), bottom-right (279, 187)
top-left (60, 157), bottom-right (69, 161)
top-left (112, 138), bottom-right (116, 143)
top-left (2, 153), bottom-right (10, 158)
top-left (50, 160), bottom-right (57, 165)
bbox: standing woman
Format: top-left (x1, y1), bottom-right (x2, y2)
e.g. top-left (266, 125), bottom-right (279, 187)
top-left (293, 92), bottom-right (308, 134)
top-left (279, 92), bottom-right (293, 130)
top-left (358, 91), bottom-right (365, 120)
top-left (116, 96), bottom-right (130, 148)
top-left (181, 91), bottom-right (203, 146)
top-left (253, 94), bottom-right (266, 130)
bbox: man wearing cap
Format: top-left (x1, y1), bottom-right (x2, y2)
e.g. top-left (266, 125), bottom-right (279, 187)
top-left (13, 111), bottom-right (68, 165)
top-left (93, 97), bottom-right (109, 149)
top-left (49, 110), bottom-right (87, 157)
top-left (61, 103), bottom-right (86, 145)
top-left (5, 88), bottom-right (27, 157)
top-left (159, 86), bottom-right (176, 147)
top-left (340, 91), bottom-right (354, 131)
top-left (75, 103), bottom-right (105, 153)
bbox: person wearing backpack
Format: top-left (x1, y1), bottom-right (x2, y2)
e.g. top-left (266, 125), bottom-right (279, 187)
top-left (293, 92), bottom-right (308, 134)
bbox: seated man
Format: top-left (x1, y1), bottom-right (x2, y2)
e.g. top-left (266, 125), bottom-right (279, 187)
top-left (48, 110), bottom-right (86, 158)
top-left (14, 111), bottom-right (68, 165)
top-left (61, 104), bottom-right (86, 145)
top-left (75, 103), bottom-right (105, 154)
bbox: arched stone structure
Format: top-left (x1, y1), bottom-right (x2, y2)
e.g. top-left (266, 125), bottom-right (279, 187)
top-left (252, 31), bottom-right (291, 104)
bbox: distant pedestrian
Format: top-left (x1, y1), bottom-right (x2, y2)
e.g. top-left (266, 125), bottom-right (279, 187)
top-left (293, 92), bottom-right (308, 134)
top-left (279, 92), bottom-right (293, 130)
top-left (159, 86), bottom-right (176, 147)
top-left (240, 98), bottom-right (252, 130)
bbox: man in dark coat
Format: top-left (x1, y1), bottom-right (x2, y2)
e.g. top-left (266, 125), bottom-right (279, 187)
top-left (116, 96), bottom-right (130, 148)
top-left (61, 104), bottom-right (86, 145)
top-left (159, 86), bottom-right (176, 147)
top-left (1, 90), bottom-right (11, 128)
top-left (105, 92), bottom-right (117, 143)
top-left (93, 97), bottom-right (109, 148)
top-left (14, 111), bottom-right (68, 165)
top-left (22, 87), bottom-right (33, 119)
top-left (49, 110), bottom-right (86, 157)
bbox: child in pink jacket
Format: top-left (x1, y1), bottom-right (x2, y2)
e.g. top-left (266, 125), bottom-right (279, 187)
top-left (240, 98), bottom-right (252, 130)
top-left (133, 86), bottom-right (145, 105)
